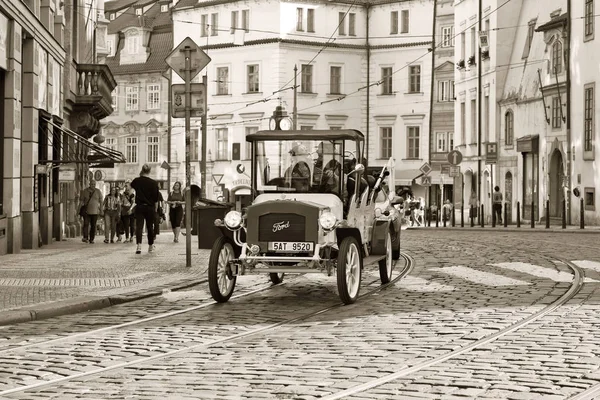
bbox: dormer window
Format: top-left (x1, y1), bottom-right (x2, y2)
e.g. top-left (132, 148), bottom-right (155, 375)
top-left (127, 32), bottom-right (140, 54)
top-left (161, 4), bottom-right (168, 12)
top-left (551, 40), bottom-right (562, 74)
top-left (135, 8), bottom-right (142, 15)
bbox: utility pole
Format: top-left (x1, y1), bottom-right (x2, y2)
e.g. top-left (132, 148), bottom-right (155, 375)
top-left (477, 0), bottom-right (482, 218)
top-left (183, 48), bottom-right (194, 268)
top-left (566, 0), bottom-right (572, 224)
top-left (201, 74), bottom-right (208, 199)
top-left (293, 65), bottom-right (298, 130)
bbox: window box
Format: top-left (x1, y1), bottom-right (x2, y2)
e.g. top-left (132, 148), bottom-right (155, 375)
top-left (481, 50), bottom-right (490, 60)
top-left (456, 59), bottom-right (465, 70)
top-left (467, 55), bottom-right (476, 66)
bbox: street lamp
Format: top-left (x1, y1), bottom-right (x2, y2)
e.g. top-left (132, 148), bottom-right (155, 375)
top-left (269, 106), bottom-right (292, 131)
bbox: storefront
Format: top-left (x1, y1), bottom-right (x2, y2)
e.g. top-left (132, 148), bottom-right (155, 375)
top-left (517, 135), bottom-right (539, 221)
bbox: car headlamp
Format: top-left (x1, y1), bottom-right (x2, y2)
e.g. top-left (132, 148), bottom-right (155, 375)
top-left (319, 211), bottom-right (337, 230)
top-left (224, 211), bottom-right (243, 229)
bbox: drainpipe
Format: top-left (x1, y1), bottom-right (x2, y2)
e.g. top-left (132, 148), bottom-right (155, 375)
top-left (365, 4), bottom-right (370, 162)
top-left (477, 0), bottom-right (482, 212)
top-left (565, 0), bottom-right (572, 224)
top-left (428, 0), bottom-right (437, 202)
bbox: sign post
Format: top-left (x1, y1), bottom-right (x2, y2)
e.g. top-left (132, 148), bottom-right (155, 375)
top-left (166, 37), bottom-right (211, 268)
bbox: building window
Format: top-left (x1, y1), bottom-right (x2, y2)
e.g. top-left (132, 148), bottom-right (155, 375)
top-left (436, 132), bottom-right (448, 153)
top-left (505, 110), bottom-right (514, 146)
top-left (247, 64), bottom-right (259, 93)
top-left (470, 99), bottom-right (476, 143)
top-left (470, 27), bottom-right (476, 58)
top-left (147, 84), bottom-right (160, 110)
top-left (245, 126), bottom-right (258, 159)
top-left (106, 39), bottom-right (114, 55)
top-left (585, 0), bottom-right (594, 39)
top-left (584, 84), bottom-right (594, 152)
top-left (105, 138), bottom-right (116, 151)
top-left (441, 26), bottom-right (454, 47)
top-left (242, 9), bottom-right (249, 32)
top-left (381, 67), bottom-right (393, 95)
top-left (522, 20), bottom-right (536, 58)
top-left (125, 86), bottom-right (139, 111)
top-left (216, 67), bottom-right (229, 95)
top-left (330, 66), bottom-right (341, 94)
top-left (135, 8), bottom-right (142, 15)
top-left (211, 13), bottom-right (218, 36)
top-left (438, 80), bottom-right (454, 101)
top-left (460, 102), bottom-right (466, 144)
top-left (407, 126), bottom-right (420, 159)
top-left (161, 4), bottom-right (168, 12)
top-left (127, 33), bottom-right (139, 54)
top-left (231, 11), bottom-right (238, 33)
top-left (484, 95), bottom-right (490, 143)
top-left (296, 8), bottom-right (303, 31)
top-left (409, 65), bottom-right (421, 93)
top-left (190, 129), bottom-right (199, 161)
top-left (380, 127), bottom-right (392, 158)
top-left (390, 11), bottom-right (398, 34)
top-left (147, 136), bottom-right (159, 163)
top-left (349, 13), bottom-right (356, 36)
top-left (584, 187), bottom-right (596, 211)
top-left (401, 10), bottom-right (409, 33)
top-left (111, 89), bottom-right (117, 110)
top-left (338, 12), bottom-right (346, 35)
top-left (126, 137), bottom-right (138, 163)
top-left (307, 8), bottom-right (315, 32)
top-left (110, 13), bottom-right (115, 20)
top-left (201, 14), bottom-right (208, 37)
top-left (552, 96), bottom-right (562, 129)
top-left (460, 32), bottom-right (466, 60)
top-left (301, 64), bottom-right (313, 93)
top-left (552, 40), bottom-right (562, 74)
top-left (216, 128), bottom-right (228, 160)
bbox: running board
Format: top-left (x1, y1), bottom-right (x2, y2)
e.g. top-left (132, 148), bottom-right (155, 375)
top-left (246, 268), bottom-right (322, 274)
top-left (363, 255), bottom-right (385, 266)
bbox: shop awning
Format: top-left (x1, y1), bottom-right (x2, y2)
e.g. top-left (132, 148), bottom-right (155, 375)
top-left (40, 119), bottom-right (126, 165)
top-left (427, 170), bottom-right (450, 185)
top-left (395, 169), bottom-right (423, 186)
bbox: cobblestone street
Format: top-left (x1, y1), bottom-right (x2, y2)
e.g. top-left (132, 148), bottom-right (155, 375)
top-left (0, 230), bottom-right (599, 399)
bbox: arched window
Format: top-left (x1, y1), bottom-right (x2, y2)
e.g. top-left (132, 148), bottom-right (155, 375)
top-left (505, 110), bottom-right (514, 146)
top-left (552, 41), bottom-right (562, 74)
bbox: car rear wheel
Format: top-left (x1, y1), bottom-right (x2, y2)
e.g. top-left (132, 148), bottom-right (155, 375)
top-left (337, 236), bottom-right (362, 304)
top-left (208, 236), bottom-right (237, 303)
top-left (269, 273), bottom-right (285, 284)
top-left (378, 231), bottom-right (393, 284)
top-left (391, 229), bottom-right (401, 260)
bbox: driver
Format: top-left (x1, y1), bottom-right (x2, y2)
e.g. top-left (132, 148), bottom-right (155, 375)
top-left (286, 143), bottom-right (311, 192)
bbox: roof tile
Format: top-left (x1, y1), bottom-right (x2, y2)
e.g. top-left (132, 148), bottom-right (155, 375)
top-left (105, 31), bottom-right (173, 75)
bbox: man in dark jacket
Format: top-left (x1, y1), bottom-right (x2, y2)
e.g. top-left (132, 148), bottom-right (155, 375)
top-left (131, 164), bottom-right (159, 254)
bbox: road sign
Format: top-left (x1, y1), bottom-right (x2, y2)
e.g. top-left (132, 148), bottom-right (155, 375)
top-left (449, 166), bottom-right (461, 177)
top-left (485, 142), bottom-right (498, 164)
top-left (420, 175), bottom-right (432, 186)
top-left (172, 83), bottom-right (206, 118)
top-left (447, 150), bottom-right (463, 166)
top-left (165, 37), bottom-right (211, 82)
top-left (419, 162), bottom-right (432, 175)
top-left (441, 165), bottom-right (451, 175)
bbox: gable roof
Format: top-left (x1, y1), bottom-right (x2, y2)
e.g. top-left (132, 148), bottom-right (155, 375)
top-left (105, 31), bottom-right (173, 75)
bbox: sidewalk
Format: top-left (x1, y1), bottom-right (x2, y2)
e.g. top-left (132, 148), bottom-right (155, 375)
top-left (405, 221), bottom-right (600, 233)
top-left (0, 231), bottom-right (210, 326)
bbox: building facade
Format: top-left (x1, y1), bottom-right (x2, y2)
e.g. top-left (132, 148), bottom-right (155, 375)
top-left (0, 0), bottom-right (117, 255)
top-left (171, 0), bottom-right (434, 204)
top-left (97, 0), bottom-right (173, 195)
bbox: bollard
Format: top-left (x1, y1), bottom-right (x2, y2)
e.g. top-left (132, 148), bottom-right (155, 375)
top-left (517, 201), bottom-right (521, 228)
top-left (452, 206), bottom-right (456, 227)
top-left (531, 201), bottom-right (535, 228)
top-left (492, 203), bottom-right (496, 227)
top-left (460, 203), bottom-right (464, 227)
top-left (580, 198), bottom-right (585, 229)
top-left (545, 200), bottom-right (550, 229)
top-left (504, 205), bottom-right (508, 228)
top-left (480, 204), bottom-right (485, 227)
top-left (436, 212), bottom-right (439, 228)
top-left (470, 205), bottom-right (475, 227)
top-left (443, 213), bottom-right (447, 227)
top-left (562, 199), bottom-right (566, 229)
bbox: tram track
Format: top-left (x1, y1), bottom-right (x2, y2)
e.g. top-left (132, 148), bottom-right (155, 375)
top-left (0, 253), bottom-right (414, 397)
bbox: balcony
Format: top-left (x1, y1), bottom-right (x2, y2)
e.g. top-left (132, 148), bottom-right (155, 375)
top-left (74, 63), bottom-right (117, 120)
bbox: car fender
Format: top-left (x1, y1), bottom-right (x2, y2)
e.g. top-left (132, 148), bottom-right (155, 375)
top-left (370, 219), bottom-right (390, 255)
top-left (336, 227), bottom-right (363, 254)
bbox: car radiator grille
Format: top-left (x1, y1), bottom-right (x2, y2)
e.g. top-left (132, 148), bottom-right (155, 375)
top-left (258, 213), bottom-right (306, 242)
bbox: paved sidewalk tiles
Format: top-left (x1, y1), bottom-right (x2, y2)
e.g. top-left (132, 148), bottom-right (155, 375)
top-left (0, 232), bottom-right (210, 326)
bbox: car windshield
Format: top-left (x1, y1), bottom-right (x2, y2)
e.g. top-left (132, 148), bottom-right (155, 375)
top-left (254, 139), bottom-right (357, 198)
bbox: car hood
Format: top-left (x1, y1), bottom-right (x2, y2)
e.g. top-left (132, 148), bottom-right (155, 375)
top-left (252, 193), bottom-right (344, 219)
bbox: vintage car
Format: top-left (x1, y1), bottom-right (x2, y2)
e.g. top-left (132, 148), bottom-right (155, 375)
top-left (208, 129), bottom-right (402, 304)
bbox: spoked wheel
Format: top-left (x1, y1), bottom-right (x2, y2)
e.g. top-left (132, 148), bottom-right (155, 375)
top-left (336, 236), bottom-right (363, 304)
top-left (208, 236), bottom-right (237, 303)
top-left (269, 273), bottom-right (285, 284)
top-left (378, 231), bottom-right (393, 284)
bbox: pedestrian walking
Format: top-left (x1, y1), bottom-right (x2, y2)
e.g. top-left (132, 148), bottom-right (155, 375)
top-left (102, 187), bottom-right (121, 243)
top-left (130, 164), bottom-right (160, 254)
top-left (492, 185), bottom-right (503, 224)
top-left (442, 199), bottom-right (453, 223)
top-left (119, 180), bottom-right (136, 243)
top-left (167, 181), bottom-right (185, 243)
top-left (79, 180), bottom-right (103, 244)
top-left (153, 191), bottom-right (166, 241)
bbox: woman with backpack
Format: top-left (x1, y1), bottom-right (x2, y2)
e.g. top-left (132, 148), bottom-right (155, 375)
top-left (103, 187), bottom-right (122, 243)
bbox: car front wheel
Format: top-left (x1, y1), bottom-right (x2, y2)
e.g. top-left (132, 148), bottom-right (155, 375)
top-left (337, 236), bottom-right (362, 304)
top-left (269, 273), bottom-right (285, 284)
top-left (208, 236), bottom-right (237, 303)
top-left (378, 231), bottom-right (393, 284)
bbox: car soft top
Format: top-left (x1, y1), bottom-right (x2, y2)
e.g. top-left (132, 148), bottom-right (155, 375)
top-left (245, 129), bottom-right (365, 142)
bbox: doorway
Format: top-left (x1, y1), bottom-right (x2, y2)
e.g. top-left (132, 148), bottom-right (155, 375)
top-left (549, 150), bottom-right (564, 217)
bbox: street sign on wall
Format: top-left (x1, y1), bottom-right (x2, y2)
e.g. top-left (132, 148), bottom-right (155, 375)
top-left (165, 37), bottom-right (211, 82)
top-left (449, 166), bottom-right (461, 177)
top-left (485, 142), bottom-right (498, 164)
top-left (171, 83), bottom-right (205, 118)
top-left (447, 150), bottom-right (463, 166)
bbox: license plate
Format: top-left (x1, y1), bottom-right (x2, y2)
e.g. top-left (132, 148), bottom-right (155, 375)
top-left (268, 242), bottom-right (314, 252)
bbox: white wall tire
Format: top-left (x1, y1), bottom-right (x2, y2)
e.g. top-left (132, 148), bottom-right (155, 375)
top-left (378, 231), bottom-right (393, 284)
top-left (208, 236), bottom-right (237, 302)
top-left (337, 236), bottom-right (362, 304)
